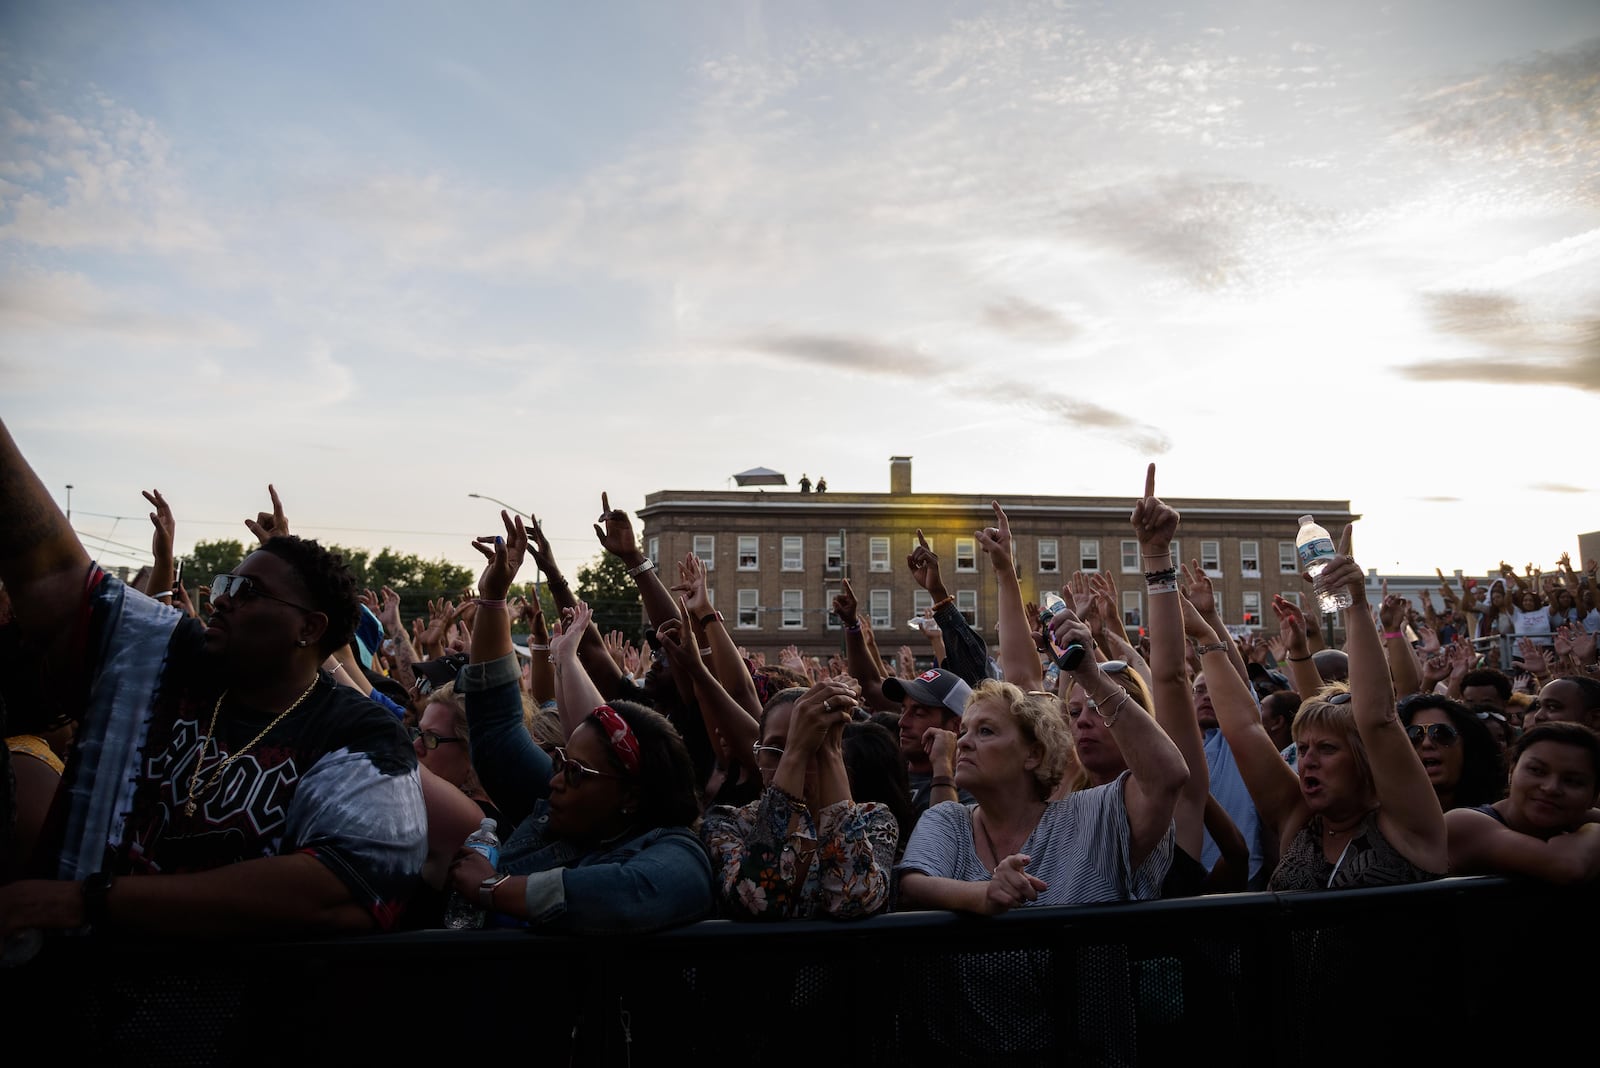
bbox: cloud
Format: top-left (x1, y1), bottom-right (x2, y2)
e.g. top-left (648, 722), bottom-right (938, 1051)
top-left (1406, 290), bottom-right (1600, 391)
top-left (982, 298), bottom-right (1080, 342)
top-left (736, 330), bottom-right (1168, 453)
top-left (0, 269), bottom-right (250, 347)
top-left (1414, 496), bottom-right (1461, 503)
top-left (1533, 482), bottom-right (1587, 494)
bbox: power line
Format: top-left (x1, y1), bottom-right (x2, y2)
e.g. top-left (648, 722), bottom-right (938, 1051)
top-left (71, 510), bottom-right (597, 545)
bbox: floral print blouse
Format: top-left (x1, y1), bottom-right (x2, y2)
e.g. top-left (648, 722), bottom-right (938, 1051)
top-left (700, 786), bottom-right (898, 920)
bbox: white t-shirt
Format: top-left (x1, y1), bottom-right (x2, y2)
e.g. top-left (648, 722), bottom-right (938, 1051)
top-left (896, 771), bottom-right (1172, 905)
top-left (1513, 606), bottom-right (1553, 646)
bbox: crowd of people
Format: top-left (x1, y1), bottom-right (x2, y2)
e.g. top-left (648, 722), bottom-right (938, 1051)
top-left (3, 419), bottom-right (1598, 958)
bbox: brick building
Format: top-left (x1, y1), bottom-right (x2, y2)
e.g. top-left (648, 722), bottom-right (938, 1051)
top-left (638, 458), bottom-right (1357, 661)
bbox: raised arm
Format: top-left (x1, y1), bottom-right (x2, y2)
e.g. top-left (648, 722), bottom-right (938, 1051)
top-left (594, 491), bottom-right (680, 630)
top-left (976, 501), bottom-right (1043, 692)
top-left (1180, 560), bottom-right (1251, 688)
top-left (671, 551), bottom-right (761, 717)
top-left (909, 528), bottom-right (988, 685)
top-left (1187, 595), bottom-right (1306, 838)
top-left (141, 488), bottom-right (176, 598)
top-left (657, 609), bottom-right (760, 771)
top-left (1131, 463), bottom-right (1209, 861)
top-left (0, 417), bottom-right (92, 646)
top-left (1051, 605), bottom-right (1189, 867)
top-left (1379, 590), bottom-right (1423, 696)
top-left (1271, 594), bottom-right (1325, 698)
top-left (835, 579), bottom-right (893, 712)
top-left (1313, 527), bottom-right (1446, 873)
top-left (551, 603), bottom-right (609, 742)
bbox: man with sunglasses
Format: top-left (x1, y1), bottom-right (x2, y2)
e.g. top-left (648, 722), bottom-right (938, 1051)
top-left (0, 419), bottom-right (426, 942)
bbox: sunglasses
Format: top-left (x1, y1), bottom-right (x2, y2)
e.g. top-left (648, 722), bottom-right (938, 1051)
top-left (1406, 723), bottom-right (1459, 747)
top-left (546, 745), bottom-right (622, 787)
top-left (211, 573), bottom-right (314, 613)
top-left (751, 743), bottom-right (785, 768)
top-left (1100, 660), bottom-right (1131, 676)
top-left (1327, 692), bottom-right (1353, 706)
top-left (407, 726), bottom-right (463, 750)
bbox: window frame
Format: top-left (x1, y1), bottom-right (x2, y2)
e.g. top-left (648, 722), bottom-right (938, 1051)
top-left (736, 588), bottom-right (759, 629)
top-left (869, 537), bottom-right (891, 572)
top-left (1242, 590), bottom-right (1263, 627)
top-left (781, 589), bottom-right (804, 629)
top-left (1080, 538), bottom-right (1100, 572)
top-left (1200, 539), bottom-right (1221, 577)
top-left (1122, 590), bottom-right (1143, 628)
top-left (693, 535), bottom-right (716, 571)
top-left (781, 535), bottom-right (803, 572)
top-left (825, 536), bottom-right (843, 572)
top-left (955, 537), bottom-right (977, 573)
top-left (1279, 541), bottom-right (1297, 574)
top-left (956, 589), bottom-right (978, 627)
top-left (869, 589), bottom-right (892, 630)
top-left (1121, 539), bottom-right (1140, 574)
top-left (737, 535), bottom-right (759, 572)
top-left (1240, 540), bottom-right (1261, 579)
top-left (1038, 538), bottom-right (1059, 574)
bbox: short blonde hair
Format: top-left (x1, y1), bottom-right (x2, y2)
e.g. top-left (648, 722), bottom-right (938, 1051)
top-left (966, 679), bottom-right (1072, 800)
top-left (1291, 682), bottom-right (1374, 791)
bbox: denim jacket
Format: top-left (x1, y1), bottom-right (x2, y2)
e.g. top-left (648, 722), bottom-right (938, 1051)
top-left (457, 652), bottom-right (713, 935)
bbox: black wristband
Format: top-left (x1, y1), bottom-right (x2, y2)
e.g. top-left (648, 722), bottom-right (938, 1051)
top-left (699, 611), bottom-right (722, 628)
top-left (83, 871), bottom-right (115, 929)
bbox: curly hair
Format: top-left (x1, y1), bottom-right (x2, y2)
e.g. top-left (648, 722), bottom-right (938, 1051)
top-left (579, 700), bottom-right (702, 831)
top-left (253, 536), bottom-right (358, 657)
top-left (1398, 694), bottom-right (1506, 809)
top-left (966, 679), bottom-right (1071, 801)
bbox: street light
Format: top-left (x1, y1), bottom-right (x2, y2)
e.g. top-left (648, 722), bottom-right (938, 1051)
top-left (65, 484), bottom-right (73, 522)
top-left (466, 492), bottom-right (532, 518)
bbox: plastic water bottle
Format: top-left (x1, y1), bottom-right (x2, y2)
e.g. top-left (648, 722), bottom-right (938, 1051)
top-left (1296, 515), bottom-right (1352, 614)
top-left (1, 928), bottom-right (42, 967)
top-left (442, 818), bottom-right (500, 930)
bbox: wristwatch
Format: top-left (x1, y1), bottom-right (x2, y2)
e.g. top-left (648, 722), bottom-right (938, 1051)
top-left (479, 873), bottom-right (511, 911)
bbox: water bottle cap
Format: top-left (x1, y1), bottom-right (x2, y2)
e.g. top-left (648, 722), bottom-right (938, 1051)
top-left (1298, 514), bottom-right (1315, 526)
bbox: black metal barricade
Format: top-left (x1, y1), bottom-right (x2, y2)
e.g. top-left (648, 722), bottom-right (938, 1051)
top-left (3, 876), bottom-right (1591, 1066)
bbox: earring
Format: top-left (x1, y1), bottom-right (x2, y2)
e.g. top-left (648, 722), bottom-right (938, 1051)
top-left (297, 640), bottom-right (308, 647)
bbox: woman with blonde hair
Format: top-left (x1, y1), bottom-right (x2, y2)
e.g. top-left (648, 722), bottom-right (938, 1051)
top-left (897, 604), bottom-right (1189, 914)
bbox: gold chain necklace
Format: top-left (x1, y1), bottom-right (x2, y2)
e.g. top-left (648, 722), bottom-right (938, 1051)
top-left (184, 675), bottom-right (321, 817)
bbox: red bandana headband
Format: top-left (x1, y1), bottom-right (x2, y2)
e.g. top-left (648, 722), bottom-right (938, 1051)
top-left (589, 704), bottom-right (641, 776)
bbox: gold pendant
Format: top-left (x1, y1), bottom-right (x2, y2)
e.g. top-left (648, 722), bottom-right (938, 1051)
top-left (184, 800), bottom-right (197, 817)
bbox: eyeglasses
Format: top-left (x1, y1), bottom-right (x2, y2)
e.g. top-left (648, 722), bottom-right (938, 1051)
top-left (752, 744), bottom-right (785, 768)
top-left (546, 745), bottom-right (622, 787)
top-left (407, 726), bottom-right (463, 750)
top-left (211, 573), bottom-right (314, 613)
top-left (1406, 723), bottom-right (1460, 747)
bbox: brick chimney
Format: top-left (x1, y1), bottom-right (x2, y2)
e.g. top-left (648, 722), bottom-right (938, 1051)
top-left (889, 456), bottom-right (912, 496)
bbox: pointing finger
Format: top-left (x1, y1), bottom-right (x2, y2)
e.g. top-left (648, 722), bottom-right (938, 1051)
top-left (916, 528), bottom-right (929, 551)
top-left (1144, 462), bottom-right (1155, 500)
top-left (1338, 522), bottom-right (1353, 557)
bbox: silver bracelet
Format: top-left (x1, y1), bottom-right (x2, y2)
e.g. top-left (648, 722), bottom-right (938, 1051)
top-left (626, 558), bottom-right (656, 578)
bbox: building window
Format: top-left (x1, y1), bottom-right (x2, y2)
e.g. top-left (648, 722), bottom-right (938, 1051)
top-left (1242, 591), bottom-right (1262, 627)
top-left (1122, 590), bottom-right (1142, 628)
top-left (782, 536), bottom-right (803, 572)
top-left (826, 589), bottom-right (841, 629)
top-left (955, 538), bottom-right (977, 572)
top-left (1240, 541), bottom-right (1260, 578)
top-left (1169, 539), bottom-right (1180, 570)
top-left (1200, 540), bottom-right (1220, 576)
top-left (1279, 541), bottom-right (1297, 574)
top-left (647, 536), bottom-right (659, 566)
top-left (1281, 590), bottom-right (1301, 609)
top-left (693, 535), bottom-right (716, 571)
top-left (737, 535), bottom-right (759, 571)
top-left (737, 589), bottom-right (759, 629)
top-left (912, 589), bottom-right (933, 620)
top-left (826, 536), bottom-right (842, 571)
top-left (869, 537), bottom-right (891, 572)
top-left (1080, 539), bottom-right (1099, 571)
top-left (782, 589), bottom-right (803, 629)
top-left (1121, 539), bottom-right (1140, 573)
top-left (956, 589), bottom-right (978, 627)
top-left (869, 589), bottom-right (891, 629)
top-left (1038, 538), bottom-right (1059, 573)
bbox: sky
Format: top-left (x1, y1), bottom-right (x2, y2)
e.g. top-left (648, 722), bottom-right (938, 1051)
top-left (3, 0), bottom-right (1597, 582)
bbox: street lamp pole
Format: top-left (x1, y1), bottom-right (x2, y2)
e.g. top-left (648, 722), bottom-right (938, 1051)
top-left (466, 492), bottom-right (541, 599)
top-left (65, 484), bottom-right (73, 522)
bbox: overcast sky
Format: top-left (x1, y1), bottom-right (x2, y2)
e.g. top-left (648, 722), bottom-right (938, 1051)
top-left (3, 1), bottom-right (1596, 583)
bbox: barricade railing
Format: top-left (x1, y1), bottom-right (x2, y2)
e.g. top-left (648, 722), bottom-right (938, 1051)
top-left (3, 875), bottom-right (1590, 1066)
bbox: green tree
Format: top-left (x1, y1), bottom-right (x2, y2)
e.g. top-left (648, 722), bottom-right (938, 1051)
top-left (177, 539), bottom-right (246, 587)
top-left (576, 554), bottom-right (645, 637)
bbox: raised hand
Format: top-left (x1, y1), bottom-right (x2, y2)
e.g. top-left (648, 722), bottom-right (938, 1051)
top-left (896, 644), bottom-right (916, 679)
top-left (1129, 463), bottom-right (1178, 551)
top-left (469, 510), bottom-right (528, 600)
top-left (1179, 560), bottom-right (1217, 616)
top-left (1568, 625), bottom-right (1597, 664)
top-left (143, 488), bottom-right (174, 557)
top-left (1305, 523), bottom-right (1365, 607)
top-left (1379, 592), bottom-right (1410, 633)
top-left (604, 629), bottom-right (626, 670)
top-left (906, 529), bottom-right (947, 598)
top-left (1421, 652), bottom-right (1449, 690)
top-left (1179, 592), bottom-right (1219, 644)
top-left (974, 500), bottom-right (1015, 571)
top-left (1065, 571), bottom-right (1095, 617)
top-left (244, 484), bottom-right (290, 543)
top-left (1267, 634), bottom-right (1288, 663)
top-left (526, 513), bottom-right (559, 577)
top-left (1415, 625), bottom-right (1440, 654)
top-left (670, 551), bottom-right (714, 618)
top-left (622, 642), bottom-right (642, 677)
top-left (1446, 640), bottom-right (1472, 684)
top-left (358, 588), bottom-right (380, 616)
top-left (171, 581), bottom-right (198, 620)
top-left (832, 578), bottom-right (859, 627)
top-left (654, 613), bottom-right (703, 674)
top-left (922, 726), bottom-right (958, 777)
top-left (780, 644), bottom-right (806, 674)
top-left (592, 492), bottom-right (639, 560)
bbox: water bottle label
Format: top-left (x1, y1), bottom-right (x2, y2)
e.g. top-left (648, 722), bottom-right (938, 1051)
top-left (1297, 538), bottom-right (1335, 569)
top-left (468, 842), bottom-right (500, 869)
